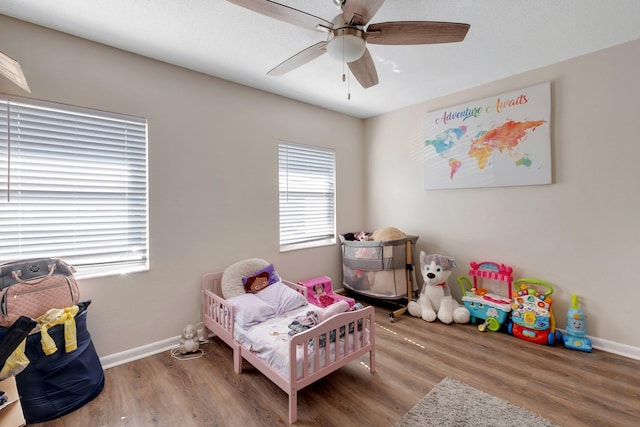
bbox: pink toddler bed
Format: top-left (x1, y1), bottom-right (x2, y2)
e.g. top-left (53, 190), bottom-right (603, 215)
top-left (201, 259), bottom-right (376, 423)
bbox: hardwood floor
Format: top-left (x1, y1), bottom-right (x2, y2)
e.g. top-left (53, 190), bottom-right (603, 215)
top-left (28, 301), bottom-right (639, 426)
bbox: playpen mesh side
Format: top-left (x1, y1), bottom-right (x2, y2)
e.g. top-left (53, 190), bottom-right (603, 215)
top-left (340, 235), bottom-right (418, 299)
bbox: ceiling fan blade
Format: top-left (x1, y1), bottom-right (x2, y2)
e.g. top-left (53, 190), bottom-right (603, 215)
top-left (366, 21), bottom-right (470, 45)
top-left (342, 0), bottom-right (385, 26)
top-left (347, 48), bottom-right (378, 88)
top-left (267, 41), bottom-right (328, 76)
top-left (226, 0), bottom-right (333, 31)
top-left (0, 51), bottom-right (31, 93)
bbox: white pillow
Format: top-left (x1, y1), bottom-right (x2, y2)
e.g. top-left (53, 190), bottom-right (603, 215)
top-left (257, 281), bottom-right (308, 315)
top-left (227, 293), bottom-right (276, 328)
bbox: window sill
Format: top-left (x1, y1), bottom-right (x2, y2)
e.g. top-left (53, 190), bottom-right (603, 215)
top-left (280, 238), bottom-right (337, 253)
top-left (74, 264), bottom-right (149, 280)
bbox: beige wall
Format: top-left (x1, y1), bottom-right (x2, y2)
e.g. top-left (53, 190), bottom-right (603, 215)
top-left (0, 16), bottom-right (365, 357)
top-left (2, 14), bottom-right (638, 356)
top-left (364, 39), bottom-right (640, 348)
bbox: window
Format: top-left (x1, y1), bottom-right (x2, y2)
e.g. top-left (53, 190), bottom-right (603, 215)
top-left (278, 141), bottom-right (335, 251)
top-left (0, 95), bottom-right (148, 277)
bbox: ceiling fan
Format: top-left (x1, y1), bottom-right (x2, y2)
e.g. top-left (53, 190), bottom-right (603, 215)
top-left (225, 0), bottom-right (470, 89)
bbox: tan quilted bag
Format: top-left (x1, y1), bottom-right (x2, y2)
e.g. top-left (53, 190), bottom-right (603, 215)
top-left (0, 262), bottom-right (80, 328)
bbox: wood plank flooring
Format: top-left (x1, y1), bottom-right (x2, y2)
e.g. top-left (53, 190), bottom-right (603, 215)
top-left (28, 300), bottom-right (639, 426)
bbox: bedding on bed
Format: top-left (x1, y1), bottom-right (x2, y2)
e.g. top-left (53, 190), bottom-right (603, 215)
top-left (232, 298), bottom-right (364, 379)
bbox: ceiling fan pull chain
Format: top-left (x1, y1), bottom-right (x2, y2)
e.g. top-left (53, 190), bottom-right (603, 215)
top-left (341, 35), bottom-right (350, 99)
top-left (342, 36), bottom-right (346, 82)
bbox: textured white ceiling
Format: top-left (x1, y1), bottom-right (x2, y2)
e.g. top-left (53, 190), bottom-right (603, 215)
top-left (1, 0), bottom-right (639, 118)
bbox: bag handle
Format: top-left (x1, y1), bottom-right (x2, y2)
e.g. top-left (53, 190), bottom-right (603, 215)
top-left (11, 263), bottom-right (57, 284)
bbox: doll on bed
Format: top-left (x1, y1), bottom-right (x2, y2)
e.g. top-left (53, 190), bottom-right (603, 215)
top-left (302, 279), bottom-right (356, 309)
top-left (313, 282), bottom-right (338, 307)
top-left (244, 272), bottom-right (271, 293)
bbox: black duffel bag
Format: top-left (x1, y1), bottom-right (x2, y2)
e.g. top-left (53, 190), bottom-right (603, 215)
top-left (15, 300), bottom-right (104, 424)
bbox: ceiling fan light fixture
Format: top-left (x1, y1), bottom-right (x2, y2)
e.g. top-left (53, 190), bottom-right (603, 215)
top-left (327, 27), bottom-right (366, 62)
top-left (331, 0), bottom-right (346, 10)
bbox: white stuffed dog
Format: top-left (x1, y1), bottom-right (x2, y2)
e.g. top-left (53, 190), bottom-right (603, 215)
top-left (407, 252), bottom-right (470, 324)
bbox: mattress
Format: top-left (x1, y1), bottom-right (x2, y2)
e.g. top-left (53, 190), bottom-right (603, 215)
top-left (233, 305), bottom-right (365, 379)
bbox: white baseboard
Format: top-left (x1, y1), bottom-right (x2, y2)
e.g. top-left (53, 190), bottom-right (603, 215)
top-left (100, 335), bottom-right (180, 370)
top-left (100, 328), bottom-right (211, 369)
top-left (590, 336), bottom-right (640, 360)
top-left (99, 329), bottom-right (640, 370)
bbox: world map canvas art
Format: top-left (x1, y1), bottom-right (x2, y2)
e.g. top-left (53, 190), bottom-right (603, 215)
top-left (423, 82), bottom-right (551, 190)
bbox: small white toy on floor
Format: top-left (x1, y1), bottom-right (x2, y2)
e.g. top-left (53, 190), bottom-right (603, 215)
top-left (407, 252), bottom-right (470, 324)
top-left (178, 324), bottom-right (200, 354)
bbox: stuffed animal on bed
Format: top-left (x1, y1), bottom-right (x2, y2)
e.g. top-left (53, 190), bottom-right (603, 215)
top-left (313, 282), bottom-right (338, 307)
top-left (407, 252), bottom-right (470, 324)
top-left (244, 272), bottom-right (271, 293)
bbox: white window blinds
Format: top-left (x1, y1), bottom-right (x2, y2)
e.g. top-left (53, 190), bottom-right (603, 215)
top-left (278, 141), bottom-right (335, 250)
top-left (0, 96), bottom-right (148, 275)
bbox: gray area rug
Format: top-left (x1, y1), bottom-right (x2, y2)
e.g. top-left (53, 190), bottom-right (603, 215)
top-left (393, 377), bottom-right (559, 427)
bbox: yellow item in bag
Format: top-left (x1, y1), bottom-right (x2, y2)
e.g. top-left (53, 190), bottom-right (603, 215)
top-left (0, 338), bottom-right (29, 380)
top-left (36, 305), bottom-right (80, 355)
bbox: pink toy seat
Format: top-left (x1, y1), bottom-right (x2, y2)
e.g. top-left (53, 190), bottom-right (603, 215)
top-left (298, 276), bottom-right (355, 309)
